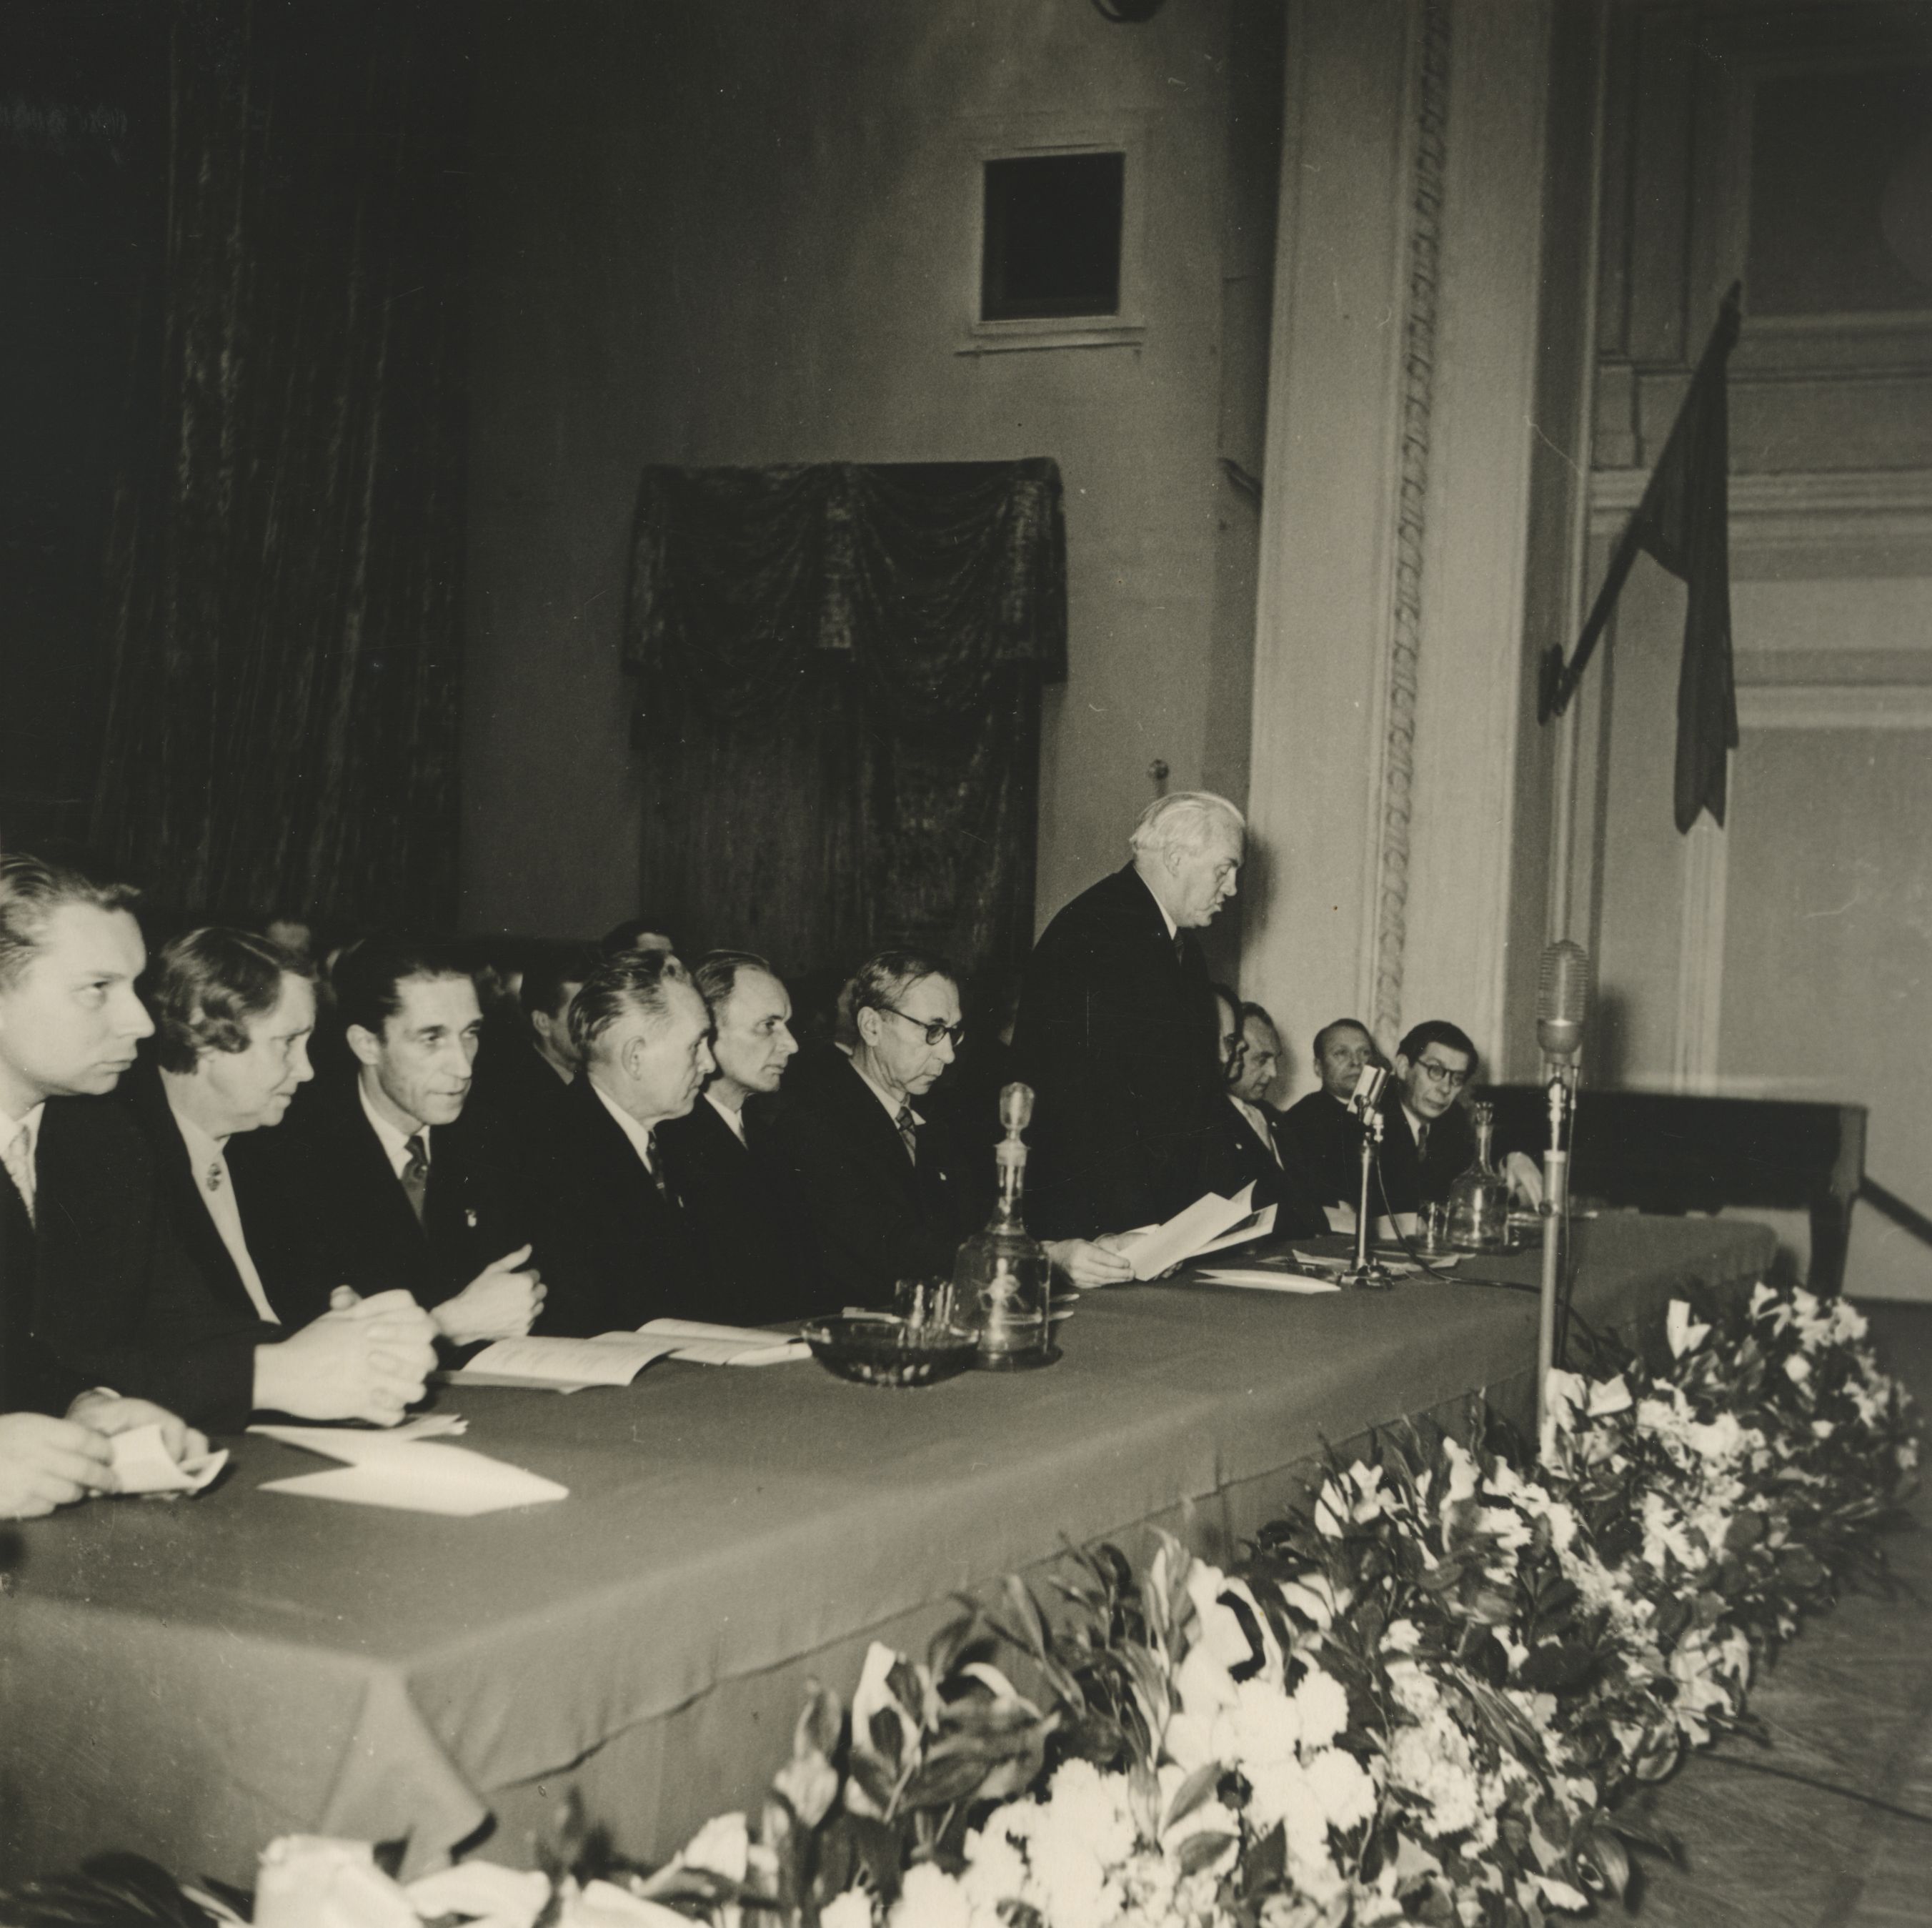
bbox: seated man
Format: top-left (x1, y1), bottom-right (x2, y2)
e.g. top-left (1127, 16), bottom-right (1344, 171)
top-left (1200, 985), bottom-right (1330, 1238)
top-left (1274, 1018), bottom-right (1383, 1220)
top-left (468, 938), bottom-right (599, 1138)
top-left (247, 935), bottom-right (544, 1340)
top-left (1230, 1002), bottom-right (1286, 1138)
top-left (128, 927), bottom-right (438, 1426)
top-left (770, 950), bottom-right (1132, 1306)
top-left (657, 950), bottom-right (829, 1324)
top-left (531, 946), bottom-right (719, 1331)
top-left (0, 855), bottom-right (271, 1447)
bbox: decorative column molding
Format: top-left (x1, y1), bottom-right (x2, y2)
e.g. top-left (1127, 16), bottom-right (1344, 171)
top-left (1370, 0), bottom-right (1452, 1050)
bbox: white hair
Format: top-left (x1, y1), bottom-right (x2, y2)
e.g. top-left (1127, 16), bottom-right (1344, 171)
top-left (1129, 791), bottom-right (1245, 860)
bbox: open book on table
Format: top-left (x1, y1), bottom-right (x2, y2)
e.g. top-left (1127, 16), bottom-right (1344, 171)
top-left (447, 1320), bottom-right (809, 1391)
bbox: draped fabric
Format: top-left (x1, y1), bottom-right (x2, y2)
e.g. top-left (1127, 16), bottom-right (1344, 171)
top-left (624, 462), bottom-right (1067, 991)
top-left (89, 0), bottom-right (470, 924)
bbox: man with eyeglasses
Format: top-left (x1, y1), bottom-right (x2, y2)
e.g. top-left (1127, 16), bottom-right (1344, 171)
top-left (1376, 1020), bottom-right (1485, 1228)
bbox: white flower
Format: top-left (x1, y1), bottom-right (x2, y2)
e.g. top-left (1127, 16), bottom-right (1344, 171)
top-left (1383, 1618), bottom-right (1422, 1654)
top-left (1293, 1666), bottom-right (1352, 1750)
top-left (1535, 1874), bottom-right (1591, 1912)
top-left (1666, 1300), bottom-right (1711, 1358)
top-left (888, 1862), bottom-right (975, 1928)
top-left (676, 1811), bottom-right (748, 1883)
top-left (1785, 1354), bottom-right (1812, 1383)
top-left (820, 1889), bottom-right (876, 1928)
top-left (1588, 1374), bottom-right (1634, 1417)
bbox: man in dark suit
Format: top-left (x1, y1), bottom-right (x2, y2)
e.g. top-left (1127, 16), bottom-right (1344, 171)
top-left (0, 855), bottom-right (236, 1504)
top-left (1274, 1017), bottom-right (1381, 1218)
top-left (1012, 792), bottom-right (1245, 1243)
top-left (469, 938), bottom-right (600, 1142)
top-left (767, 949), bottom-right (980, 1306)
top-left (129, 926), bottom-right (438, 1423)
top-left (1375, 1020), bottom-right (1483, 1222)
top-left (531, 946), bottom-right (719, 1332)
top-left (1201, 987), bottom-right (1330, 1238)
top-left (657, 950), bottom-right (829, 1324)
top-left (247, 935), bottom-right (544, 1338)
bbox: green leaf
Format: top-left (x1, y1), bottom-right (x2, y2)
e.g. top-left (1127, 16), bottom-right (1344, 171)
top-left (869, 1706), bottom-right (904, 1769)
top-left (901, 1750), bottom-right (997, 1810)
top-left (1162, 1758), bottom-right (1226, 1834)
top-left (1176, 1830), bottom-right (1239, 1874)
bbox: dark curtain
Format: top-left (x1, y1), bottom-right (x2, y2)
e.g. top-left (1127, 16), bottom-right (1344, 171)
top-left (624, 462), bottom-right (1067, 993)
top-left (89, 0), bottom-right (470, 924)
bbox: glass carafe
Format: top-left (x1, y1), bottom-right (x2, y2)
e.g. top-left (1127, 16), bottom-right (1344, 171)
top-left (952, 1083), bottom-right (1053, 1367)
top-left (1445, 1101), bottom-right (1513, 1253)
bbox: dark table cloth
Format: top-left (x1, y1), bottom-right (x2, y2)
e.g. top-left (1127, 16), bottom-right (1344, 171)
top-left (0, 1215), bottom-right (1773, 1884)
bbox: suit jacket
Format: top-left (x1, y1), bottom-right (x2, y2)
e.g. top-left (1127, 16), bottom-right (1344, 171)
top-left (1010, 865), bottom-right (1221, 1240)
top-left (243, 1075), bottom-right (528, 1326)
top-left (1275, 1089), bottom-right (1365, 1211)
top-left (524, 1075), bottom-right (719, 1334)
top-left (1375, 1098), bottom-right (1478, 1218)
top-left (765, 1050), bottom-right (976, 1308)
top-left (0, 1095), bottom-right (263, 1430)
top-left (120, 1060), bottom-right (289, 1324)
top-left (1201, 1095), bottom-right (1331, 1241)
top-left (656, 1093), bottom-right (831, 1326)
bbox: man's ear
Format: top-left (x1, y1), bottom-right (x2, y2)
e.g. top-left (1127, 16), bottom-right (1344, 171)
top-left (855, 1005), bottom-right (880, 1049)
top-left (345, 1022), bottom-right (383, 1069)
top-left (1391, 1053), bottom-right (1412, 1083)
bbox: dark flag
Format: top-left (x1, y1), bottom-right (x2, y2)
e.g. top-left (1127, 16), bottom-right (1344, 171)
top-left (1540, 283), bottom-right (1743, 832)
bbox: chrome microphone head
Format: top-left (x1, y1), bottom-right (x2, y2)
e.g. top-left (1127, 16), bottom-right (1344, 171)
top-left (1535, 940), bottom-right (1591, 1063)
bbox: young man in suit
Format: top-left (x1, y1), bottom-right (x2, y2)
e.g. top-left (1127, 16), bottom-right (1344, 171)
top-left (1011, 792), bottom-right (1245, 1243)
top-left (130, 927), bottom-right (438, 1425)
top-left (1377, 1020), bottom-right (1484, 1224)
top-left (249, 935), bottom-right (544, 1339)
top-left (656, 950), bottom-right (828, 1324)
top-left (0, 856), bottom-right (233, 1496)
top-left (533, 945), bottom-right (718, 1331)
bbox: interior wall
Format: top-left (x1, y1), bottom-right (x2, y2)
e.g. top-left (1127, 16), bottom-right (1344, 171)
top-left (464, 0), bottom-right (1280, 949)
top-left (1575, 1), bottom-right (1932, 1296)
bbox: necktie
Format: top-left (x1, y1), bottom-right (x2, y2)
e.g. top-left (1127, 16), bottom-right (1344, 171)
top-left (401, 1133), bottom-right (430, 1225)
top-left (2, 1124), bottom-right (34, 1227)
top-left (1415, 1121), bottom-right (1430, 1165)
top-left (895, 1103), bottom-right (918, 1165)
top-left (1172, 933), bottom-right (1186, 966)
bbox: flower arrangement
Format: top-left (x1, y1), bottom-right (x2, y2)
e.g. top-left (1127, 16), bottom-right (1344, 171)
top-left (1, 1283), bottom-right (1913, 1928)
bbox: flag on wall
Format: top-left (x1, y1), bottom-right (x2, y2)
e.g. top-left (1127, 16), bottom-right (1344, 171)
top-left (1540, 283), bottom-right (1743, 832)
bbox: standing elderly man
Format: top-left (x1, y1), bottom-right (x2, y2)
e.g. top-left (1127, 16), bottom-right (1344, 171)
top-left (1012, 791), bottom-right (1245, 1241)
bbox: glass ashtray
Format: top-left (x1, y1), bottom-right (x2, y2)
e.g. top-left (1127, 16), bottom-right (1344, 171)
top-left (800, 1316), bottom-right (980, 1388)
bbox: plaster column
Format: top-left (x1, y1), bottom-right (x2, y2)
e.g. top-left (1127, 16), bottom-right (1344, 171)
top-left (1245, 0), bottom-right (1557, 1094)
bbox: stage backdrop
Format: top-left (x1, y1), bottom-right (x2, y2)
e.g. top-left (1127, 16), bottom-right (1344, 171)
top-left (624, 460), bottom-right (1068, 1002)
top-left (89, 0), bottom-right (471, 928)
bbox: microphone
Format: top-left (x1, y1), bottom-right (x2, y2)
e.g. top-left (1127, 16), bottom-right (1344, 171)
top-left (1345, 1063), bottom-right (1388, 1118)
top-left (1535, 940), bottom-right (1591, 1063)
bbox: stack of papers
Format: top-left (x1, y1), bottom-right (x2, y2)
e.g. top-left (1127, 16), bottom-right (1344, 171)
top-left (640, 1318), bottom-right (812, 1366)
top-left (251, 1422), bottom-right (569, 1516)
top-left (1194, 1266), bottom-right (1340, 1295)
top-left (1118, 1186), bottom-right (1275, 1281)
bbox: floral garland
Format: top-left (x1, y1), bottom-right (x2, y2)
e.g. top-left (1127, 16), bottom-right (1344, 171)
top-left (2, 1283), bottom-right (1915, 1928)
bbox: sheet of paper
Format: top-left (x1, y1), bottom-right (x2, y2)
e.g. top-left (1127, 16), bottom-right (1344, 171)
top-left (1194, 1268), bottom-right (1341, 1295)
top-left (1191, 1201), bottom-right (1277, 1258)
top-left (452, 1333), bottom-right (679, 1388)
top-left (260, 1446), bottom-right (568, 1516)
top-left (638, 1318), bottom-right (810, 1365)
top-left (1122, 1184), bottom-right (1258, 1281)
top-left (109, 1423), bottom-right (229, 1496)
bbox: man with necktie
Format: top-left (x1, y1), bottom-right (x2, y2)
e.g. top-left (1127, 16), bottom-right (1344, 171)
top-left (246, 934), bottom-right (544, 1338)
top-left (528, 945), bottom-right (719, 1331)
top-left (1011, 792), bottom-right (1247, 1246)
top-left (1375, 1021), bottom-right (1483, 1226)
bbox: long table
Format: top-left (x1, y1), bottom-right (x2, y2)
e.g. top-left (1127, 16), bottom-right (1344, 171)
top-left (0, 1216), bottom-right (1773, 1887)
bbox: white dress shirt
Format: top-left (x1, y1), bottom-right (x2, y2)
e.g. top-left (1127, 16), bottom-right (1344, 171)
top-left (0, 1100), bottom-right (46, 1223)
top-left (1230, 1093), bottom-right (1281, 1166)
top-left (359, 1079), bottom-right (430, 1180)
top-left (169, 1105), bottom-right (280, 1325)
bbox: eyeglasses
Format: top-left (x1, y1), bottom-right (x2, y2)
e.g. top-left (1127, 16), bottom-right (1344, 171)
top-left (1414, 1056), bottom-right (1473, 1090)
top-left (878, 1005), bottom-right (966, 1049)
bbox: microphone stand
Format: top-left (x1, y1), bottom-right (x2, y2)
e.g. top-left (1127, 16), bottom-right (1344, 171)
top-left (1339, 1108), bottom-right (1395, 1291)
top-left (1536, 1060), bottom-right (1575, 1459)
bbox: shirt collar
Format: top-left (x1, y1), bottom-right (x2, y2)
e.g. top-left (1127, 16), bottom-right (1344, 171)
top-left (704, 1086), bottom-right (748, 1146)
top-left (853, 1058), bottom-right (922, 1128)
top-left (0, 1101), bottom-right (45, 1167)
top-left (359, 1077), bottom-right (428, 1171)
top-left (1402, 1101), bottom-right (1429, 1143)
top-left (592, 1079), bottom-right (659, 1171)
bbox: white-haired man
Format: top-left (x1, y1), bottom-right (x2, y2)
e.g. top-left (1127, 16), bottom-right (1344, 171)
top-left (1012, 791), bottom-right (1246, 1241)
